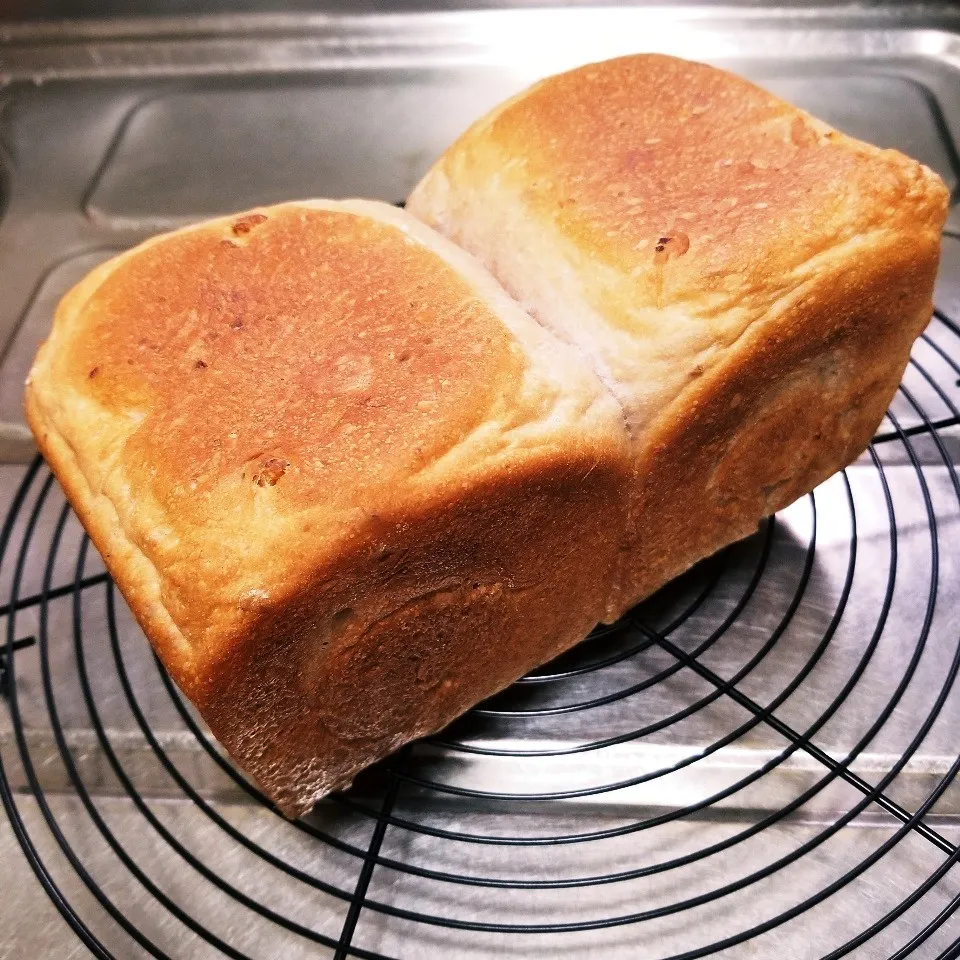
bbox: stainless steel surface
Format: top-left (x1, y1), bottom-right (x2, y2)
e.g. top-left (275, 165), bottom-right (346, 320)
top-left (2, 794), bottom-right (959, 959)
top-left (2, 5), bottom-right (960, 958)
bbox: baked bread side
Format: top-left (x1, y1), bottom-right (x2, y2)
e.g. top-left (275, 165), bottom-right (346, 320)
top-left (407, 53), bottom-right (949, 613)
top-left (25, 199), bottom-right (631, 816)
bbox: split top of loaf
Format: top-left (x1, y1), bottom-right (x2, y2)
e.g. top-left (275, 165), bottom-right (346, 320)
top-left (25, 55), bottom-right (949, 816)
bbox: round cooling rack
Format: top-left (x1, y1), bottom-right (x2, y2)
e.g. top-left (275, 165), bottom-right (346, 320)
top-left (3, 312), bottom-right (960, 960)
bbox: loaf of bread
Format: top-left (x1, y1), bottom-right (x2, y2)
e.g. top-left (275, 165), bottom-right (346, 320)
top-left (408, 53), bottom-right (949, 611)
top-left (25, 199), bottom-right (631, 815)
top-left (26, 56), bottom-right (948, 817)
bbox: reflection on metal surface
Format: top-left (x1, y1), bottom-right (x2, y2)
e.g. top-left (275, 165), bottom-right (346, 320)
top-left (86, 79), bottom-right (523, 227)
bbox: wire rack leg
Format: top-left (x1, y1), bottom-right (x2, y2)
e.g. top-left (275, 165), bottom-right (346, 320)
top-left (335, 746), bottom-right (411, 960)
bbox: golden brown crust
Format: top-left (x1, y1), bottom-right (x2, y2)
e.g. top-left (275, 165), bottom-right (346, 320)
top-left (417, 54), bottom-right (945, 322)
top-left (408, 53), bottom-right (949, 615)
top-left (197, 453), bottom-right (625, 813)
top-left (618, 228), bottom-right (940, 607)
top-left (26, 199), bottom-right (631, 815)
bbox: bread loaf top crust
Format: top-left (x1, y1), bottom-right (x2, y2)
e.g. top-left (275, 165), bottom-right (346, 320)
top-left (408, 54), bottom-right (949, 434)
top-left (26, 199), bottom-right (630, 692)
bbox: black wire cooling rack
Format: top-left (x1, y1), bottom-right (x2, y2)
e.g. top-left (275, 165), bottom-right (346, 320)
top-left (3, 311), bottom-right (960, 959)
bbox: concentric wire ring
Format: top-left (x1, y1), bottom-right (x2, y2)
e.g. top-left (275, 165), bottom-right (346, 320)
top-left (1, 312), bottom-right (959, 958)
